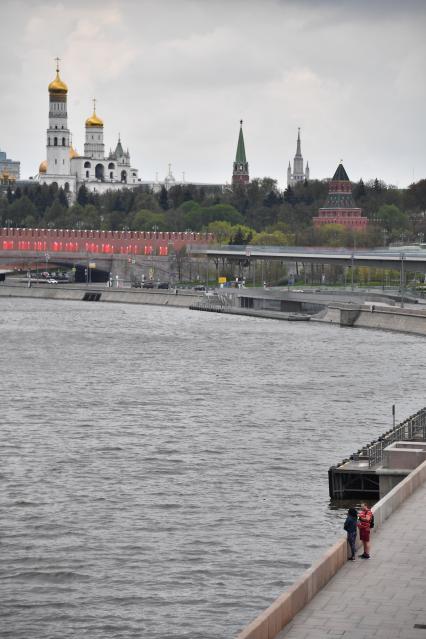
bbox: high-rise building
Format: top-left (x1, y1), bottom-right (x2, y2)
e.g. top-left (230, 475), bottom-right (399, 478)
top-left (232, 120), bottom-right (249, 186)
top-left (287, 128), bottom-right (309, 186)
top-left (0, 148), bottom-right (20, 181)
top-left (313, 163), bottom-right (368, 230)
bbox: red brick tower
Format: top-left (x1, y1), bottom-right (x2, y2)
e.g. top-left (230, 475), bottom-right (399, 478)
top-left (313, 163), bottom-right (368, 230)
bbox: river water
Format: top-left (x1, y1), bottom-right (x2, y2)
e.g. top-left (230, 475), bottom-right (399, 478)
top-left (1, 298), bottom-right (425, 639)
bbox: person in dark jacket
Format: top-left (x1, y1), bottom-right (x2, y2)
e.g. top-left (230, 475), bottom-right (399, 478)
top-left (344, 507), bottom-right (358, 561)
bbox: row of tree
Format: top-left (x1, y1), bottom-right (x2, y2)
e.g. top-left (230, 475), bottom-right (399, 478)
top-left (1, 177), bottom-right (426, 247)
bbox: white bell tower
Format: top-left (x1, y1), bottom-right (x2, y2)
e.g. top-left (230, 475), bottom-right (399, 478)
top-left (46, 58), bottom-right (71, 176)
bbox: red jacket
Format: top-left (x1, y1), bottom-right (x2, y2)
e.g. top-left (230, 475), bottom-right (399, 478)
top-left (358, 508), bottom-right (372, 530)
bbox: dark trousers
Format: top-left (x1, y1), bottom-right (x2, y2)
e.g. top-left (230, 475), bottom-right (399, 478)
top-left (347, 532), bottom-right (356, 558)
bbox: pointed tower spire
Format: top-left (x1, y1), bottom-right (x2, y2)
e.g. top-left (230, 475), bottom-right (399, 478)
top-left (295, 127), bottom-right (302, 157)
top-left (235, 120), bottom-right (247, 163)
top-left (232, 120), bottom-right (249, 186)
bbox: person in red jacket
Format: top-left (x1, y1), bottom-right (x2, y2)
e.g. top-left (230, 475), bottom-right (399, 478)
top-left (358, 502), bottom-right (373, 559)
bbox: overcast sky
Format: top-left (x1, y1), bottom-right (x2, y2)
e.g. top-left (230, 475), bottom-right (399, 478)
top-left (1, 0), bottom-right (425, 188)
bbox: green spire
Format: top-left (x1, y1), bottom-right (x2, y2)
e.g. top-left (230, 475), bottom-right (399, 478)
top-left (235, 120), bottom-right (247, 164)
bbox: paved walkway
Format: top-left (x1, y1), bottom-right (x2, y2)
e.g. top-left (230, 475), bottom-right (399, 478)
top-left (278, 482), bottom-right (426, 639)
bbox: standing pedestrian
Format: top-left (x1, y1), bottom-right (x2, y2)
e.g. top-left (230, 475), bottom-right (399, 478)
top-left (344, 507), bottom-right (358, 561)
top-left (358, 502), bottom-right (373, 559)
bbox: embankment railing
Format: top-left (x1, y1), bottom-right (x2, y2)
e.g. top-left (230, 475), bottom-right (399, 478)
top-left (351, 407), bottom-right (426, 468)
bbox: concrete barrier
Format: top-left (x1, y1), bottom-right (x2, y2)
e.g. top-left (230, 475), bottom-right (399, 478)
top-left (0, 285), bottom-right (202, 308)
top-left (322, 303), bottom-right (426, 336)
top-left (235, 458), bottom-right (426, 639)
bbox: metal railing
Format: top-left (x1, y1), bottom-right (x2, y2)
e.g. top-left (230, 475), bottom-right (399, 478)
top-left (351, 407), bottom-right (426, 468)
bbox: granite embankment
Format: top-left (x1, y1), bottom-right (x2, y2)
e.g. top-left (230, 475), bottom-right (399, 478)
top-left (318, 303), bottom-right (426, 336)
top-left (236, 458), bottom-right (426, 639)
top-left (0, 284), bottom-right (202, 307)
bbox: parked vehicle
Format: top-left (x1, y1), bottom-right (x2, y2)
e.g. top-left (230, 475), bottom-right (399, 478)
top-left (157, 282), bottom-right (169, 289)
top-left (47, 278), bottom-right (58, 284)
top-left (142, 281), bottom-right (155, 289)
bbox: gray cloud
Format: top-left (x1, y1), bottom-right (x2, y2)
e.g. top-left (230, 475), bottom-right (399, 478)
top-left (1, 0), bottom-right (425, 187)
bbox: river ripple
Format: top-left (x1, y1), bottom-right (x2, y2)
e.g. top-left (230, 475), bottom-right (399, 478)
top-left (0, 298), bottom-right (425, 638)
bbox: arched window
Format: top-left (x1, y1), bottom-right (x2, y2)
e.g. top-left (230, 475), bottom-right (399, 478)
top-left (54, 137), bottom-right (58, 146)
top-left (108, 162), bottom-right (115, 169)
top-left (48, 137), bottom-right (51, 146)
top-left (110, 171), bottom-right (113, 179)
top-left (64, 182), bottom-right (70, 192)
top-left (86, 170), bottom-right (89, 178)
top-left (95, 164), bottom-right (104, 181)
top-left (121, 170), bottom-right (127, 183)
top-left (62, 137), bottom-right (65, 146)
top-left (84, 161), bottom-right (91, 168)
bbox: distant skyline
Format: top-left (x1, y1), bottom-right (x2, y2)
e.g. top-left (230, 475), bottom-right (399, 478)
top-left (1, 0), bottom-right (425, 188)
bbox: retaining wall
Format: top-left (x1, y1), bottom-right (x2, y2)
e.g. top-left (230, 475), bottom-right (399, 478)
top-left (0, 285), bottom-right (201, 308)
top-left (321, 304), bottom-right (426, 336)
top-left (236, 459), bottom-right (426, 639)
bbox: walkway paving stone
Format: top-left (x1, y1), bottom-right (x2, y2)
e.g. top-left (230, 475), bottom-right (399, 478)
top-left (277, 482), bottom-right (426, 639)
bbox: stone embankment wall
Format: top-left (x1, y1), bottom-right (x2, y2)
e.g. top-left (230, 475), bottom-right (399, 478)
top-left (236, 458), bottom-right (426, 639)
top-left (320, 304), bottom-right (426, 336)
top-left (0, 285), bottom-right (202, 308)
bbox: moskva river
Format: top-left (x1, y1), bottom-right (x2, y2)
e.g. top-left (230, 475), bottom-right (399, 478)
top-left (1, 298), bottom-right (425, 638)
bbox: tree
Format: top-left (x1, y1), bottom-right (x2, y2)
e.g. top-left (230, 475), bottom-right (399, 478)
top-left (159, 186), bottom-right (169, 211)
top-left (376, 204), bottom-right (409, 233)
top-left (77, 184), bottom-right (89, 207)
top-left (8, 196), bottom-right (37, 227)
top-left (250, 230), bottom-right (293, 246)
top-left (132, 209), bottom-right (167, 231)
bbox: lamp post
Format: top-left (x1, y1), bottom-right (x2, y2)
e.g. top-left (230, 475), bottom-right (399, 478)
top-left (400, 252), bottom-right (405, 308)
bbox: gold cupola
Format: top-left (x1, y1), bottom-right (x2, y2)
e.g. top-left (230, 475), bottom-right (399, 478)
top-left (85, 98), bottom-right (103, 127)
top-left (48, 58), bottom-right (68, 94)
top-left (69, 146), bottom-right (79, 159)
top-left (39, 160), bottom-right (47, 174)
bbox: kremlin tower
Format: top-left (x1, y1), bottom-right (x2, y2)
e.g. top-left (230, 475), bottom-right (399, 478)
top-left (313, 163), bottom-right (368, 230)
top-left (232, 120), bottom-right (249, 186)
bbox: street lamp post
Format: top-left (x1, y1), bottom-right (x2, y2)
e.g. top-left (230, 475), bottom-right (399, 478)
top-left (400, 252), bottom-right (405, 308)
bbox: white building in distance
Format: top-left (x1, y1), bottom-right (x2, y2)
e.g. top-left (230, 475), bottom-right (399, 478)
top-left (38, 61), bottom-right (139, 199)
top-left (287, 128), bottom-right (309, 187)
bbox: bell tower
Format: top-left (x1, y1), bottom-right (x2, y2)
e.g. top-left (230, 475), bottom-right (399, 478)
top-left (232, 120), bottom-right (249, 186)
top-left (46, 58), bottom-right (71, 176)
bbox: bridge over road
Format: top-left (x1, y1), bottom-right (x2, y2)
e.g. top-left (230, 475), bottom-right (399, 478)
top-left (192, 245), bottom-right (426, 273)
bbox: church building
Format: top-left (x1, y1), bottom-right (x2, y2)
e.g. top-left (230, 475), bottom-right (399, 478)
top-left (38, 61), bottom-right (139, 199)
top-left (287, 128), bottom-right (309, 186)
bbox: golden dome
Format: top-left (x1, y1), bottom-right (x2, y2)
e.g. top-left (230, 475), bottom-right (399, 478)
top-left (39, 160), bottom-right (47, 174)
top-left (69, 146), bottom-right (79, 159)
top-left (48, 71), bottom-right (68, 94)
top-left (85, 110), bottom-right (104, 128)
